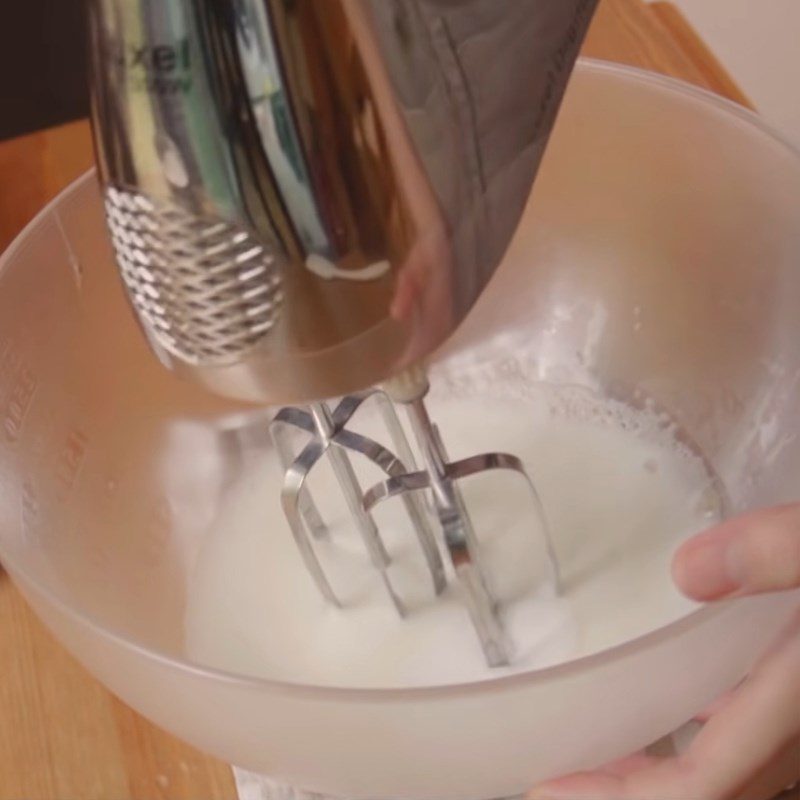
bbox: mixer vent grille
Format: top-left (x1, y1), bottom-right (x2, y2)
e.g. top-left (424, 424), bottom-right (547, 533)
top-left (103, 186), bottom-right (283, 365)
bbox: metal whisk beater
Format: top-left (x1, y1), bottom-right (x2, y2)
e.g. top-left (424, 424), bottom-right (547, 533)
top-left (269, 374), bottom-right (560, 668)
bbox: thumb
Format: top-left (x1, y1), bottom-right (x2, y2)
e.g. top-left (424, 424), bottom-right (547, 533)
top-left (672, 504), bottom-right (800, 601)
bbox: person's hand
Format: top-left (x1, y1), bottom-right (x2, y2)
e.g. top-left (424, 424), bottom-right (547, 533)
top-left (529, 503), bottom-right (800, 800)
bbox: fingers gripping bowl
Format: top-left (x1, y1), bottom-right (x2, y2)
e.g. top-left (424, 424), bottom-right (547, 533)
top-left (1, 61), bottom-right (800, 800)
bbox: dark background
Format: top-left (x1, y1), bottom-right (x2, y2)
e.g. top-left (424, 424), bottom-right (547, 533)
top-left (1, 1), bottom-right (89, 140)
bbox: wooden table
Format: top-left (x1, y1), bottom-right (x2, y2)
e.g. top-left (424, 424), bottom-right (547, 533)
top-left (0, 2), bottom-right (771, 798)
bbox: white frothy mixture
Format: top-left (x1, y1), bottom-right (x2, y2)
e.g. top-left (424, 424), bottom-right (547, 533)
top-left (185, 388), bottom-right (723, 688)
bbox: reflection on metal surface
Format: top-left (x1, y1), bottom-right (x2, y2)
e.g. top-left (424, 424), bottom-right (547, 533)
top-left (304, 254), bottom-right (391, 282)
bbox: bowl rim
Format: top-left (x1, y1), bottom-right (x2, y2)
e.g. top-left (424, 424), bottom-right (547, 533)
top-left (1, 57), bottom-right (799, 701)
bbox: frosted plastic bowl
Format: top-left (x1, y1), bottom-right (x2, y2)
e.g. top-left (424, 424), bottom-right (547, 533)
top-left (1, 60), bottom-right (800, 800)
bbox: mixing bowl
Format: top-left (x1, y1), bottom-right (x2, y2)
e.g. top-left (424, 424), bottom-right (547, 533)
top-left (1, 59), bottom-right (800, 800)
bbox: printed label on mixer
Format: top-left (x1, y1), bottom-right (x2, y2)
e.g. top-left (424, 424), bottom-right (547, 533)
top-left (106, 36), bottom-right (193, 95)
top-left (532, 0), bottom-right (599, 141)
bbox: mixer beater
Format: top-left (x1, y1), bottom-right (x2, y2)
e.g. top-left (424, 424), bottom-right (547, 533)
top-left (270, 367), bottom-right (558, 667)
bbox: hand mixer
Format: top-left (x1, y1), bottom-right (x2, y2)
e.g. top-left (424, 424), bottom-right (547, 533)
top-left (87, 0), bottom-right (598, 667)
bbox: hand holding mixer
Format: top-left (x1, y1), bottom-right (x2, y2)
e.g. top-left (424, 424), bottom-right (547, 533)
top-left (88, 0), bottom-right (597, 667)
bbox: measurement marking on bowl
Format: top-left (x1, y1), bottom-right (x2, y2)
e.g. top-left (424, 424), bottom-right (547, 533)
top-left (3, 364), bottom-right (38, 444)
top-left (20, 480), bottom-right (41, 543)
top-left (54, 210), bottom-right (84, 289)
top-left (141, 497), bottom-right (172, 567)
top-left (53, 428), bottom-right (89, 500)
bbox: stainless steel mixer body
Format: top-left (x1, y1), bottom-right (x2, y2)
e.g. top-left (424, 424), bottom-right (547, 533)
top-left (88, 0), bottom-right (597, 403)
top-left (88, 0), bottom-right (597, 665)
